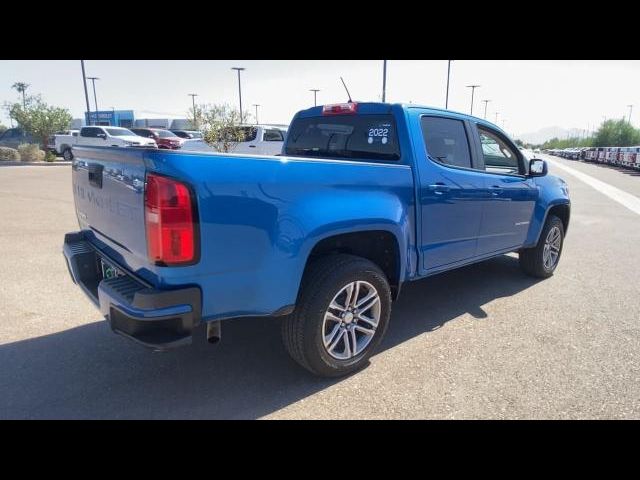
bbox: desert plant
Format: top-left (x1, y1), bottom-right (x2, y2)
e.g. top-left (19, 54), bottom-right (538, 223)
top-left (201, 104), bottom-right (251, 153)
top-left (0, 146), bottom-right (20, 161)
top-left (18, 143), bottom-right (45, 162)
top-left (44, 151), bottom-right (57, 162)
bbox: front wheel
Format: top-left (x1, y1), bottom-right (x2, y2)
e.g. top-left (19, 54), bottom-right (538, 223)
top-left (62, 148), bottom-right (73, 161)
top-left (282, 254), bottom-right (392, 377)
top-left (519, 215), bottom-right (565, 278)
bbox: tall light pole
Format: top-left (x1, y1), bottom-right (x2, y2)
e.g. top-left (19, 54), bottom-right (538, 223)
top-left (627, 104), bottom-right (633, 124)
top-left (482, 99), bottom-right (491, 119)
top-left (382, 60), bottom-right (387, 102)
top-left (445, 60), bottom-right (452, 109)
top-left (86, 77), bottom-right (100, 117)
top-left (188, 93), bottom-right (198, 128)
top-left (466, 85), bottom-right (480, 115)
top-left (231, 67), bottom-right (246, 123)
top-left (309, 89), bottom-right (320, 106)
top-left (80, 61), bottom-right (92, 125)
top-left (495, 111), bottom-right (499, 124)
top-left (252, 104), bottom-right (260, 125)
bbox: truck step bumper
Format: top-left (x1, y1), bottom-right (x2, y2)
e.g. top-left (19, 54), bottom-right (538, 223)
top-left (63, 231), bottom-right (202, 351)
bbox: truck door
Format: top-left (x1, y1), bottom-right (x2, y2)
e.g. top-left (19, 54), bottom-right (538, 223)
top-left (472, 125), bottom-right (537, 255)
top-left (418, 116), bottom-right (486, 271)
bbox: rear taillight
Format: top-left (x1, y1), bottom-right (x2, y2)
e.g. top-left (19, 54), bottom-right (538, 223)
top-left (145, 173), bottom-right (197, 265)
top-left (322, 103), bottom-right (358, 115)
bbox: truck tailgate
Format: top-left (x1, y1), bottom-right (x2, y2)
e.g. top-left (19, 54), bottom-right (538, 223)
top-left (71, 146), bottom-right (148, 272)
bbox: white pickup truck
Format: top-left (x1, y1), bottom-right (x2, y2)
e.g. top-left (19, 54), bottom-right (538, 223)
top-left (180, 125), bottom-right (287, 156)
top-left (54, 126), bottom-right (157, 160)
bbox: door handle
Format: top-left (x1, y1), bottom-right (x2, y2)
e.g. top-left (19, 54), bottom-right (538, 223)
top-left (490, 185), bottom-right (503, 196)
top-left (249, 145), bottom-right (257, 148)
top-left (428, 183), bottom-right (450, 194)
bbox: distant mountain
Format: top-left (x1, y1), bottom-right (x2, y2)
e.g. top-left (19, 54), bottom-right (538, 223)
top-left (516, 126), bottom-right (587, 145)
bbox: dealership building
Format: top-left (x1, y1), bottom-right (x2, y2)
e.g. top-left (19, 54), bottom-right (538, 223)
top-left (71, 110), bottom-right (192, 130)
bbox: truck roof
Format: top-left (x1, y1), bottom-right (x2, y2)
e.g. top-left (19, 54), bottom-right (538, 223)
top-left (294, 102), bottom-right (506, 133)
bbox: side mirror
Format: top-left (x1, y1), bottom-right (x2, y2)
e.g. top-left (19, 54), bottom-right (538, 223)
top-left (97, 133), bottom-right (107, 140)
top-left (529, 158), bottom-right (547, 177)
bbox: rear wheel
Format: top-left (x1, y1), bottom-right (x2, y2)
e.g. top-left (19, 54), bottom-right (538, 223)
top-left (519, 215), bottom-right (564, 278)
top-left (62, 148), bottom-right (73, 161)
top-left (282, 254), bottom-right (392, 377)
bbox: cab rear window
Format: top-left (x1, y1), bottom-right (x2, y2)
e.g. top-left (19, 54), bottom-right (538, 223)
top-left (284, 114), bottom-right (400, 161)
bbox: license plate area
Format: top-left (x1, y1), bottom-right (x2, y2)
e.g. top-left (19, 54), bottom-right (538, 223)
top-left (98, 257), bottom-right (125, 280)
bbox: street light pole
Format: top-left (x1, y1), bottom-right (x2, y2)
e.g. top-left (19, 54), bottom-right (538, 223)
top-left (482, 99), bottom-right (491, 119)
top-left (252, 104), bottom-right (260, 125)
top-left (87, 77), bottom-right (100, 119)
top-left (495, 111), bottom-right (499, 124)
top-left (188, 93), bottom-right (198, 128)
top-left (445, 60), bottom-right (452, 109)
top-left (231, 67), bottom-right (246, 123)
top-left (466, 85), bottom-right (480, 115)
top-left (382, 60), bottom-right (387, 102)
top-left (80, 61), bottom-right (92, 125)
top-left (309, 89), bottom-right (320, 106)
top-left (627, 104), bottom-right (633, 124)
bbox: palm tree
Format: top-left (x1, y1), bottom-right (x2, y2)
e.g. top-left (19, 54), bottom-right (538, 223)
top-left (11, 82), bottom-right (30, 109)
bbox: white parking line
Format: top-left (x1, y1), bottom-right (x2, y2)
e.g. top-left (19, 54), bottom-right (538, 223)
top-left (546, 158), bottom-right (640, 216)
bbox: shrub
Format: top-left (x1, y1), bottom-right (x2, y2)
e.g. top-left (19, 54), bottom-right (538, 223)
top-left (44, 151), bottom-right (57, 162)
top-left (0, 146), bottom-right (20, 161)
top-left (17, 143), bottom-right (45, 162)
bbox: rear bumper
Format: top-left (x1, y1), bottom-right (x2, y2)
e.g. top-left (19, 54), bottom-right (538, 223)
top-left (63, 231), bottom-right (201, 350)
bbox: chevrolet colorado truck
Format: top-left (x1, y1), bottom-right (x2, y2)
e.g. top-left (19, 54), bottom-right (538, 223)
top-left (63, 102), bottom-right (570, 377)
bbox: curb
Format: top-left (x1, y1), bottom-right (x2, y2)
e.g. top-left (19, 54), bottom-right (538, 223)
top-left (0, 161), bottom-right (71, 167)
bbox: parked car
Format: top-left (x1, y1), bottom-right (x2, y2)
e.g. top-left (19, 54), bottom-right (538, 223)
top-left (54, 126), bottom-right (157, 160)
top-left (170, 129), bottom-right (203, 139)
top-left (0, 128), bottom-right (39, 149)
top-left (181, 125), bottom-right (287, 156)
top-left (63, 102), bottom-right (570, 377)
top-left (130, 128), bottom-right (184, 150)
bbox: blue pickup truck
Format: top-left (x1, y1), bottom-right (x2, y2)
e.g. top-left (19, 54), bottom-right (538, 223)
top-left (63, 102), bottom-right (570, 377)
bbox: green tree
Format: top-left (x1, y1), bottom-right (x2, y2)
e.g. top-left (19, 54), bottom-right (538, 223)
top-left (201, 104), bottom-right (251, 153)
top-left (9, 97), bottom-right (72, 150)
top-left (0, 123), bottom-right (7, 134)
top-left (592, 119), bottom-right (640, 147)
top-left (187, 104), bottom-right (204, 131)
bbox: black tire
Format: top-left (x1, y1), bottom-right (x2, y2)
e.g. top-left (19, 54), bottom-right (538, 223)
top-left (519, 215), bottom-right (565, 278)
top-left (282, 254), bottom-right (392, 377)
top-left (62, 148), bottom-right (73, 161)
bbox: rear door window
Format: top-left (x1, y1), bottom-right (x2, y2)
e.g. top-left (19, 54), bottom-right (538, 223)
top-left (264, 129), bottom-right (284, 141)
top-left (284, 114), bottom-right (400, 161)
top-left (420, 116), bottom-right (472, 168)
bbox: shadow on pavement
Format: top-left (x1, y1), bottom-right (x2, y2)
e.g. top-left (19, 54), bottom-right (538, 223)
top-left (0, 255), bottom-right (541, 419)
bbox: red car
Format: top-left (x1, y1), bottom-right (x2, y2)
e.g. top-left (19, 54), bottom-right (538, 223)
top-left (130, 128), bottom-right (184, 149)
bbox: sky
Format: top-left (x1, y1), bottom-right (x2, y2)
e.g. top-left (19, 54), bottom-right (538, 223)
top-left (1, 60), bottom-right (639, 137)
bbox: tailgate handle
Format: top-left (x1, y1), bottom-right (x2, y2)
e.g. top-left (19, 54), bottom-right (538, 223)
top-left (88, 164), bottom-right (104, 189)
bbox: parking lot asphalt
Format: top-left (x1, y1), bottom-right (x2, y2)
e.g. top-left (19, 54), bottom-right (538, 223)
top-left (1, 156), bottom-right (639, 419)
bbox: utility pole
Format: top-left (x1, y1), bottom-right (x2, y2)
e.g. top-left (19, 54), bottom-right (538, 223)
top-left (482, 99), bottom-right (491, 119)
top-left (231, 67), bottom-right (246, 123)
top-left (188, 93), bottom-right (198, 128)
top-left (445, 60), bottom-right (452, 109)
top-left (382, 60), bottom-right (387, 103)
top-left (80, 61), bottom-right (92, 125)
top-left (627, 104), bottom-right (633, 124)
top-left (86, 77), bottom-right (100, 119)
top-left (252, 104), bottom-right (260, 125)
top-left (309, 89), bottom-right (320, 106)
top-left (466, 85), bottom-right (480, 115)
